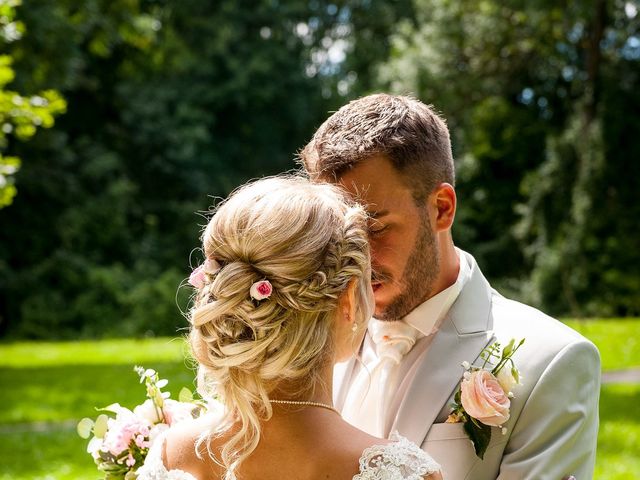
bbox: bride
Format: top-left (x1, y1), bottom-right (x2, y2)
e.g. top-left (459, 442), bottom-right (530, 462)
top-left (137, 176), bottom-right (442, 480)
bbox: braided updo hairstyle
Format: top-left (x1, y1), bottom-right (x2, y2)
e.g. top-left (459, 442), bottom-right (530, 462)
top-left (188, 175), bottom-right (371, 479)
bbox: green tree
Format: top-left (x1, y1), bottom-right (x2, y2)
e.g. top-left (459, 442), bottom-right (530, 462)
top-left (377, 0), bottom-right (640, 315)
top-left (0, 0), bottom-right (406, 338)
top-left (0, 0), bottom-right (65, 207)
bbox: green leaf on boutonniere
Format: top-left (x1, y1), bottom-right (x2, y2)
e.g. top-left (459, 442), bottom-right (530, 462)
top-left (502, 338), bottom-right (515, 357)
top-left (463, 418), bottom-right (492, 459)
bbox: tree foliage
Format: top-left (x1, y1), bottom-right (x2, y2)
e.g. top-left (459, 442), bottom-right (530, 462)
top-left (0, 0), bottom-right (406, 338)
top-left (0, 0), bottom-right (65, 207)
top-left (0, 0), bottom-right (637, 339)
top-left (377, 0), bottom-right (640, 316)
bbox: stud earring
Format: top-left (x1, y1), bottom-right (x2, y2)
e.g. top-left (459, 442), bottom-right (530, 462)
top-left (351, 322), bottom-right (358, 333)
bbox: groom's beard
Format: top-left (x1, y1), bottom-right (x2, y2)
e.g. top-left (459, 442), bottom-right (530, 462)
top-left (375, 214), bottom-right (439, 321)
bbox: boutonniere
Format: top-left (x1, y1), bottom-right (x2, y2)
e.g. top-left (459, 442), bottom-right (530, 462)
top-left (447, 338), bottom-right (525, 459)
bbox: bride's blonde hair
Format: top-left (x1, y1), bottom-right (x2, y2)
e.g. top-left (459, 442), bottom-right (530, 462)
top-left (188, 175), bottom-right (371, 479)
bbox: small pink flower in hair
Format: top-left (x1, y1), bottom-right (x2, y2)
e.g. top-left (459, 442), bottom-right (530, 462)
top-left (188, 258), bottom-right (221, 289)
top-left (250, 279), bottom-right (272, 301)
top-left (203, 257), bottom-right (221, 273)
top-left (189, 265), bottom-right (207, 289)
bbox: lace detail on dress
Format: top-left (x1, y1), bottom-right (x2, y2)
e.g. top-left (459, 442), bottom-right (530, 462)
top-left (353, 432), bottom-right (441, 480)
top-left (137, 431), bottom-right (437, 480)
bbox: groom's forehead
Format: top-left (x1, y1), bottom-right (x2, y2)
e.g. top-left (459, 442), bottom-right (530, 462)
top-left (336, 162), bottom-right (413, 213)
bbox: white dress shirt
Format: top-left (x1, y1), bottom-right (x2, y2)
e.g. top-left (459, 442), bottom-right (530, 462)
top-left (341, 248), bottom-right (471, 436)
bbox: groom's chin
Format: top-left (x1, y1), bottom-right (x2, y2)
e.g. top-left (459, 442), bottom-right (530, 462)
top-left (373, 296), bottom-right (396, 321)
top-left (372, 284), bottom-right (399, 318)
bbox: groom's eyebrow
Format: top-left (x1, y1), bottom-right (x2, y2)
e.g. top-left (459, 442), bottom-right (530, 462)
top-left (369, 209), bottom-right (390, 219)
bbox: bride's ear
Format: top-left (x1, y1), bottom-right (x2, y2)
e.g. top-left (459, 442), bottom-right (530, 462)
top-left (334, 278), bottom-right (365, 362)
top-left (337, 277), bottom-right (359, 328)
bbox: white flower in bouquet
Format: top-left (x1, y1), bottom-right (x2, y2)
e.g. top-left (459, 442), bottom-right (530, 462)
top-left (148, 423), bottom-right (170, 444)
top-left (163, 399), bottom-right (199, 426)
top-left (133, 399), bottom-right (163, 425)
top-left (77, 366), bottom-right (207, 479)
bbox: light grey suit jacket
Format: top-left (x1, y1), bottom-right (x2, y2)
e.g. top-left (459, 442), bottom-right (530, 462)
top-left (334, 250), bottom-right (600, 480)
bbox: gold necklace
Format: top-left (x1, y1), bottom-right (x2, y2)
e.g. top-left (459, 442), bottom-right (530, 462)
top-left (270, 399), bottom-right (340, 415)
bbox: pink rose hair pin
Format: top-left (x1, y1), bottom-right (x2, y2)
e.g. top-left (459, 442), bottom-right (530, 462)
top-left (189, 259), bottom-right (273, 303)
top-left (188, 258), bottom-right (221, 289)
top-left (250, 279), bottom-right (272, 301)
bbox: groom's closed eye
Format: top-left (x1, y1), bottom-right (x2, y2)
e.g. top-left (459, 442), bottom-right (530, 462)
top-left (369, 222), bottom-right (389, 237)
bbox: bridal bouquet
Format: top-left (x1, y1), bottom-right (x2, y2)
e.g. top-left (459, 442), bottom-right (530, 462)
top-left (447, 338), bottom-right (525, 459)
top-left (77, 366), bottom-right (207, 479)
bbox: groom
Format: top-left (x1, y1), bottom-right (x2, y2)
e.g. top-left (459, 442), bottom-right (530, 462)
top-left (300, 94), bottom-right (600, 479)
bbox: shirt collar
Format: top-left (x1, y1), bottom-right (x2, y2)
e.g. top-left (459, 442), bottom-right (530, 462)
top-left (403, 247), bottom-right (471, 337)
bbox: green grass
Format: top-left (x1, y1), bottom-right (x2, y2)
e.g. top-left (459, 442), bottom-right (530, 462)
top-left (563, 318), bottom-right (640, 371)
top-left (593, 384), bottom-right (640, 479)
top-left (0, 338), bottom-right (197, 479)
top-left (0, 337), bottom-right (195, 425)
top-left (0, 362), bottom-right (196, 424)
top-left (0, 337), bottom-right (187, 368)
top-left (0, 320), bottom-right (638, 479)
top-left (0, 425), bottom-right (95, 480)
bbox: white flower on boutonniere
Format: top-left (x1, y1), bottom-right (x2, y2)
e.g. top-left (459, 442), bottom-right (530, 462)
top-left (446, 338), bottom-right (525, 459)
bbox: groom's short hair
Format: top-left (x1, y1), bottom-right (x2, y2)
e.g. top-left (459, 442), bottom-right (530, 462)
top-left (300, 93), bottom-right (455, 200)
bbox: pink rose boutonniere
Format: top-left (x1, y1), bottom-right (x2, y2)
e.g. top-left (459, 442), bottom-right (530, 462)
top-left (447, 338), bottom-right (525, 459)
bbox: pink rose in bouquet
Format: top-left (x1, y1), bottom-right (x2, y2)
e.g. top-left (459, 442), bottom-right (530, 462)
top-left (101, 408), bottom-right (152, 456)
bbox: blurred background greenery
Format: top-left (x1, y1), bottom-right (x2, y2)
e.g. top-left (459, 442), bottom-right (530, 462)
top-left (0, 1), bottom-right (638, 477)
top-left (0, 0), bottom-right (638, 340)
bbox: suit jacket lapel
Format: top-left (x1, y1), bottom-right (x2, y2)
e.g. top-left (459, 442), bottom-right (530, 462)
top-left (391, 252), bottom-right (496, 445)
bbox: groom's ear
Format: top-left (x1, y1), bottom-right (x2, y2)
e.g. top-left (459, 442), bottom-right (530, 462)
top-left (431, 182), bottom-right (456, 232)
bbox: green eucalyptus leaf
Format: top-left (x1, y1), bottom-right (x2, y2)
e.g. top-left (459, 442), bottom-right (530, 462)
top-left (98, 402), bottom-right (124, 414)
top-left (179, 387), bottom-right (194, 403)
top-left (77, 417), bottom-right (94, 439)
top-left (93, 414), bottom-right (109, 439)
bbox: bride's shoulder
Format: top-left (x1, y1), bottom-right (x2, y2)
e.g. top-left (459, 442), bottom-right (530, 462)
top-left (164, 414), bottom-right (225, 471)
top-left (137, 414), bottom-right (225, 480)
top-left (354, 432), bottom-right (442, 480)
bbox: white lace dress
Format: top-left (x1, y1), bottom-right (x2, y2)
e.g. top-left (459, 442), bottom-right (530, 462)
top-left (137, 432), bottom-right (440, 480)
